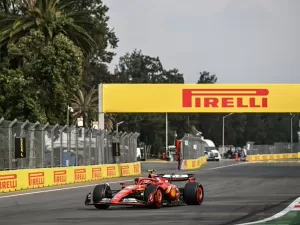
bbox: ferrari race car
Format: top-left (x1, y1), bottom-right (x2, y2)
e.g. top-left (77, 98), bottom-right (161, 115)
top-left (84, 170), bottom-right (204, 209)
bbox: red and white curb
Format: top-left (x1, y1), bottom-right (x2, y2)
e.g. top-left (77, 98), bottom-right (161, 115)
top-left (293, 201), bottom-right (300, 211)
top-left (237, 197), bottom-right (300, 224)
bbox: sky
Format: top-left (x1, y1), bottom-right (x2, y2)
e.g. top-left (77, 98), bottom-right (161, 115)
top-left (102, 0), bottom-right (300, 84)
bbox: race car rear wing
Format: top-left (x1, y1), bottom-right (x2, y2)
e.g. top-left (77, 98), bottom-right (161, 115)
top-left (147, 170), bottom-right (195, 182)
top-left (156, 173), bottom-right (195, 182)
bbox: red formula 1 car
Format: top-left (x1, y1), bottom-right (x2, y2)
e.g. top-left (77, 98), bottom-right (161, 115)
top-left (84, 170), bottom-right (204, 209)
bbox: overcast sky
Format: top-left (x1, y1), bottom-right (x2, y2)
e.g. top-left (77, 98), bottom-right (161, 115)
top-left (102, 0), bottom-right (300, 84)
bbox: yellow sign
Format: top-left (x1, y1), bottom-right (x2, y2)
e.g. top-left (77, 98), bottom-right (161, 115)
top-left (0, 162), bottom-right (141, 193)
top-left (102, 84), bottom-right (300, 113)
top-left (247, 153), bottom-right (300, 162)
top-left (181, 156), bottom-right (207, 170)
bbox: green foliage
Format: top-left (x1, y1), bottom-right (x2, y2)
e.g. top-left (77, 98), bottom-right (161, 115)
top-left (0, 0), bottom-right (98, 56)
top-left (197, 71), bottom-right (217, 84)
top-left (0, 29), bottom-right (84, 124)
top-left (62, 0), bottom-right (119, 63)
top-left (0, 0), bottom-right (118, 125)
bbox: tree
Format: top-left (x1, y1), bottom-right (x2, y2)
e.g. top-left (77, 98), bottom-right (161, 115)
top-left (83, 61), bottom-right (116, 88)
top-left (0, 0), bottom-right (119, 125)
top-left (0, 29), bottom-right (84, 124)
top-left (62, 0), bottom-right (119, 63)
top-left (197, 71), bottom-right (217, 84)
top-left (114, 49), bottom-right (163, 83)
top-left (0, 0), bottom-right (97, 56)
top-left (62, 0), bottom-right (119, 89)
top-left (71, 87), bottom-right (98, 128)
top-left (70, 86), bottom-right (115, 130)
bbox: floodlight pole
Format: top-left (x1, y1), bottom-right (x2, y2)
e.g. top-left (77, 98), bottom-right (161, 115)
top-left (222, 113), bottom-right (233, 154)
top-left (166, 113), bottom-right (168, 154)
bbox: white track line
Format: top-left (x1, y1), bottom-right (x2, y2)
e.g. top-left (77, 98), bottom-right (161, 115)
top-left (237, 197), bottom-right (300, 225)
top-left (0, 162), bottom-right (249, 199)
top-left (205, 162), bottom-right (250, 170)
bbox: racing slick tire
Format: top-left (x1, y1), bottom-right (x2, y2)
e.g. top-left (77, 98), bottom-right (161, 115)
top-left (183, 182), bottom-right (204, 205)
top-left (144, 184), bottom-right (163, 209)
top-left (92, 184), bottom-right (112, 209)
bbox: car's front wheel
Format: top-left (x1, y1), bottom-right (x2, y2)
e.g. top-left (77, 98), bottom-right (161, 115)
top-left (92, 184), bottom-right (111, 209)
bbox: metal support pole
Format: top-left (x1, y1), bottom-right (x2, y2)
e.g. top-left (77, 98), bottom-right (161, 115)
top-left (98, 84), bottom-right (104, 130)
top-left (75, 127), bottom-right (81, 166)
top-left (8, 119), bottom-right (17, 170)
top-left (95, 129), bottom-right (101, 165)
top-left (20, 120), bottom-right (29, 135)
top-left (222, 116), bottom-right (225, 155)
top-left (116, 121), bottom-right (124, 136)
top-left (166, 113), bottom-right (168, 155)
top-left (290, 113), bottom-right (296, 153)
top-left (88, 129), bottom-right (92, 165)
top-left (68, 125), bottom-right (76, 166)
top-left (50, 124), bottom-right (59, 167)
top-left (28, 121), bottom-right (39, 169)
top-left (67, 106), bottom-right (73, 165)
top-left (41, 123), bottom-right (49, 168)
top-left (67, 108), bottom-right (69, 127)
top-left (222, 113), bottom-right (233, 154)
top-left (20, 120), bottom-right (29, 169)
top-left (59, 125), bottom-right (67, 167)
top-left (83, 128), bottom-right (86, 164)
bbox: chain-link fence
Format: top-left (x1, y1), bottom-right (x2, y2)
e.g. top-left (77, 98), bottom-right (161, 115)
top-left (181, 134), bottom-right (206, 159)
top-left (0, 118), bottom-right (139, 171)
top-left (246, 142), bottom-right (300, 155)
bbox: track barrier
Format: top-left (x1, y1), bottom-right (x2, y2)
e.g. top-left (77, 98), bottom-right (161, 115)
top-left (247, 153), bottom-right (300, 162)
top-left (180, 156), bottom-right (207, 170)
top-left (0, 162), bottom-right (141, 193)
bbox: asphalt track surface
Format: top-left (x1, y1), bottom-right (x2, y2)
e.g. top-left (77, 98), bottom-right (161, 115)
top-left (1, 160), bottom-right (300, 225)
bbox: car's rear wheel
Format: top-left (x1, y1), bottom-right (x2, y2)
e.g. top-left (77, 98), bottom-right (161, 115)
top-left (144, 184), bottom-right (163, 209)
top-left (183, 182), bottom-right (204, 205)
top-left (92, 184), bottom-right (112, 209)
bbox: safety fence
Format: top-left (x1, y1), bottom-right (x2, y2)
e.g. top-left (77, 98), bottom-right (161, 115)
top-left (181, 134), bottom-right (206, 160)
top-left (246, 142), bottom-right (300, 155)
top-left (0, 118), bottom-right (139, 171)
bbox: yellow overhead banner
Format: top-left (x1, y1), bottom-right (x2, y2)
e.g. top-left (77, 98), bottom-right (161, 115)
top-left (102, 84), bottom-right (300, 113)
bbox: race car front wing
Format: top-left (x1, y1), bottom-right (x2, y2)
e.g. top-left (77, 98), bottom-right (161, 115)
top-left (84, 192), bottom-right (148, 206)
